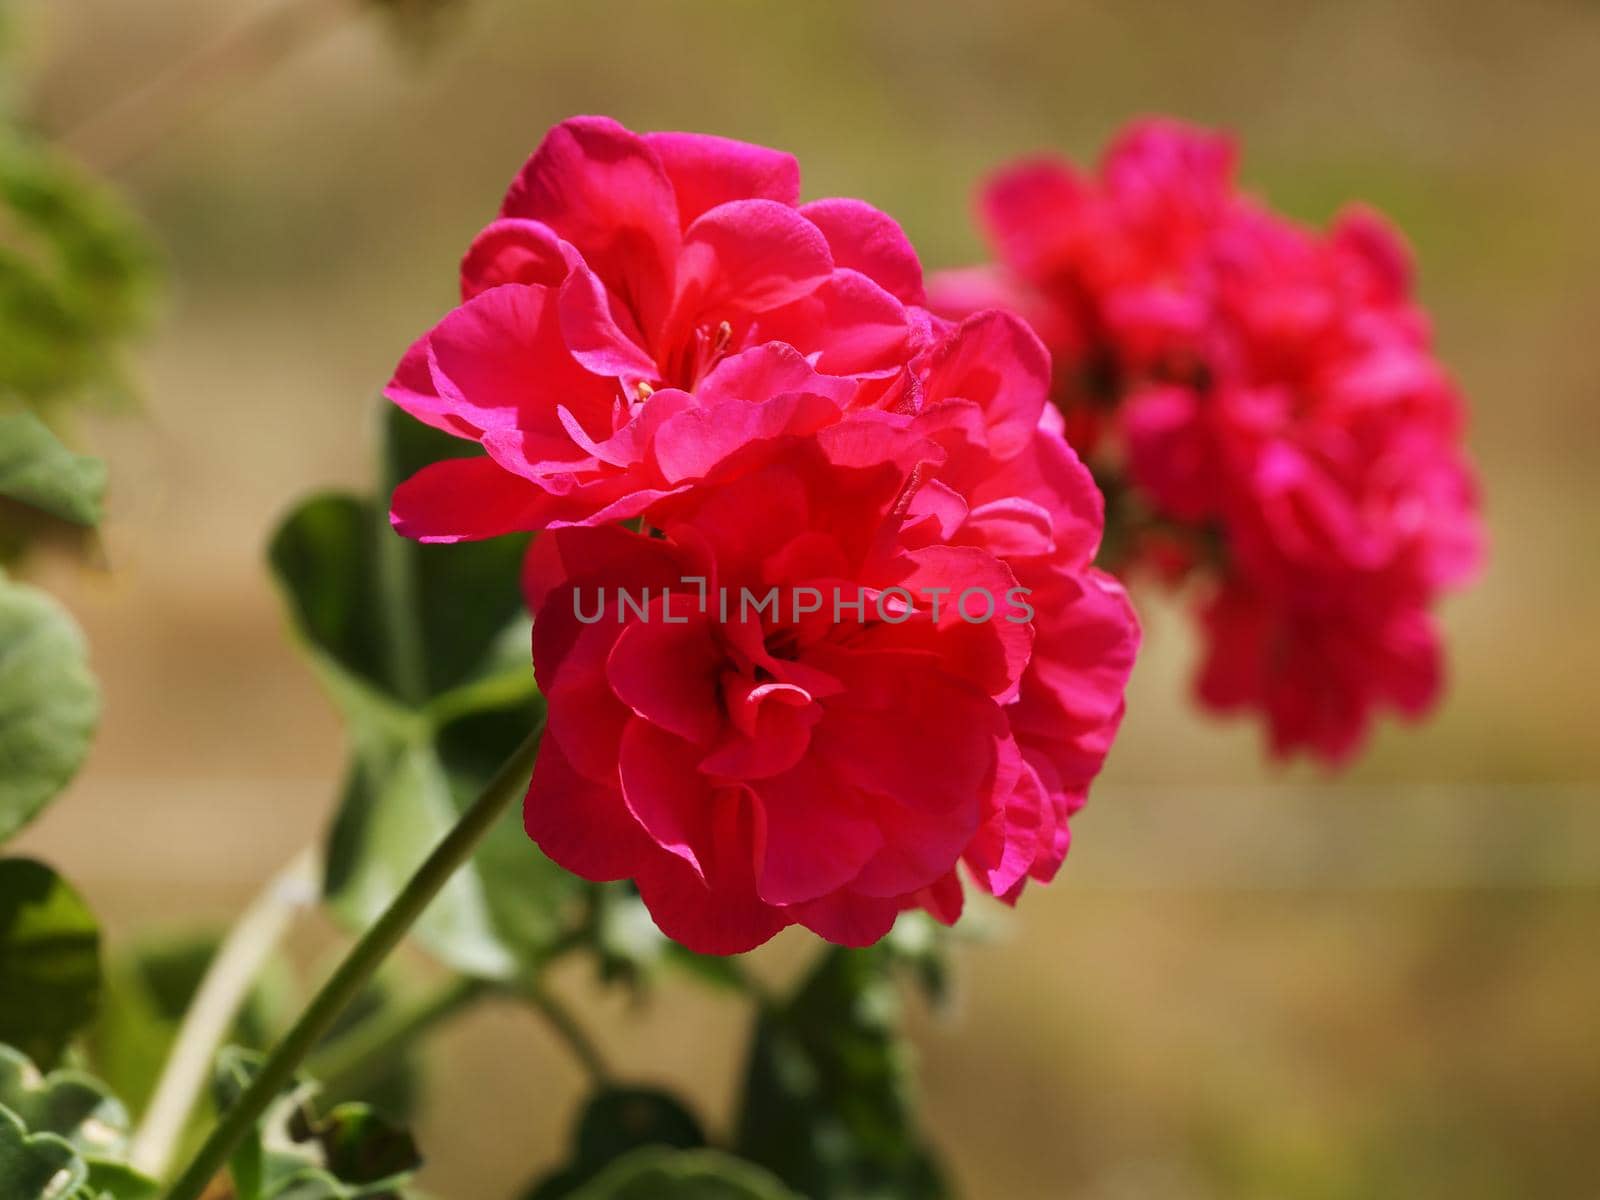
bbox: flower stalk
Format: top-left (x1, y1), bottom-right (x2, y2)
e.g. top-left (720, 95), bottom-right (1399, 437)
top-left (161, 722), bottom-right (542, 1200)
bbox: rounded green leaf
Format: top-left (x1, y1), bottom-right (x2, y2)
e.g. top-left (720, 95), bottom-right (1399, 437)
top-left (0, 414), bottom-right (105, 528)
top-left (0, 860), bottom-right (100, 1069)
top-left (0, 1103), bottom-right (83, 1200)
top-left (0, 1045), bottom-right (127, 1157)
top-left (0, 578), bottom-right (98, 843)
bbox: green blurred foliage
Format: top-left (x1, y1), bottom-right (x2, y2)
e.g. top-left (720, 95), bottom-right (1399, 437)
top-left (525, 1086), bottom-right (707, 1199)
top-left (213, 1046), bottom-right (422, 1200)
top-left (0, 413), bottom-right (104, 529)
top-left (565, 1148), bottom-right (798, 1200)
top-left (0, 1042), bottom-right (158, 1200)
top-left (0, 859), bottom-right (100, 1071)
top-left (736, 946), bottom-right (949, 1200)
top-left (88, 930), bottom-right (294, 1121)
top-left (0, 577), bottom-right (98, 845)
top-left (268, 407), bottom-right (582, 980)
top-left (0, 118), bottom-right (155, 414)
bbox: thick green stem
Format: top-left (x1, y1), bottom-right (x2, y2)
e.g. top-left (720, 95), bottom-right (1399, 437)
top-left (161, 723), bottom-right (542, 1200)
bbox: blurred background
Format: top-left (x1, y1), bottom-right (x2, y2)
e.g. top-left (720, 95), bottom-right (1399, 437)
top-left (9, 0), bottom-right (1600, 1196)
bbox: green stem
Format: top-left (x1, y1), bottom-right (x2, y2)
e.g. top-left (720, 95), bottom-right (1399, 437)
top-left (306, 974), bottom-right (490, 1100)
top-left (162, 722), bottom-right (543, 1200)
top-left (130, 848), bottom-right (320, 1180)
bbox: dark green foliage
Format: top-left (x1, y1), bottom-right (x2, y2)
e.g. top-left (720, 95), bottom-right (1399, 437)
top-left (735, 947), bottom-right (950, 1200)
top-left (269, 408), bottom-right (579, 979)
top-left (212, 1047), bottom-right (421, 1200)
top-left (0, 578), bottom-right (98, 845)
top-left (526, 1086), bottom-right (708, 1199)
top-left (0, 860), bottom-right (100, 1071)
top-left (565, 1148), bottom-right (799, 1200)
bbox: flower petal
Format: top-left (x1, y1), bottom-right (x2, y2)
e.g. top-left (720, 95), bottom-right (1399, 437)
top-left (802, 198), bottom-right (926, 305)
top-left (646, 130), bottom-right (801, 227)
top-left (501, 115), bottom-right (681, 334)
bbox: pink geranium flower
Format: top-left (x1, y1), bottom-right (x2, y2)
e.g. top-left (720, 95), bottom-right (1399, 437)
top-left (387, 116), bottom-right (929, 538)
top-left (386, 117), bottom-right (1141, 951)
top-left (933, 118), bottom-right (1482, 762)
top-left (521, 401), bottom-right (1136, 952)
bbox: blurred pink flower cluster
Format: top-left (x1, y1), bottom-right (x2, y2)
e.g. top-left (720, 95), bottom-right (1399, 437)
top-left (934, 119), bottom-right (1484, 762)
top-left (387, 117), bottom-right (1139, 952)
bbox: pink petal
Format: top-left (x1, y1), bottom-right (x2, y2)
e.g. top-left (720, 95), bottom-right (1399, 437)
top-left (811, 656), bottom-right (999, 820)
top-left (634, 791), bottom-right (790, 954)
top-left (605, 608), bottom-right (723, 745)
top-left (668, 198), bottom-right (834, 329)
top-left (963, 748), bottom-right (1047, 897)
top-left (619, 719), bottom-right (715, 877)
top-left (699, 680), bottom-right (819, 781)
top-left (651, 391), bottom-right (841, 485)
top-left (751, 757), bottom-right (883, 906)
top-left (916, 871), bottom-right (965, 926)
top-left (925, 266), bottom-right (1029, 324)
top-left (525, 734), bottom-right (654, 882)
top-left (754, 269), bottom-right (911, 378)
top-left (979, 156), bottom-right (1088, 275)
top-left (557, 265), bottom-right (660, 382)
top-left (501, 115), bottom-right (680, 334)
top-left (426, 284), bottom-right (616, 442)
top-left (792, 890), bottom-right (901, 948)
top-left (849, 785), bottom-right (982, 899)
top-left (801, 198), bottom-right (926, 305)
top-left (460, 218), bottom-right (578, 300)
top-left (921, 310), bottom-right (1051, 462)
top-left (386, 335), bottom-right (473, 437)
top-left (696, 343), bottom-right (856, 408)
top-left (390, 456), bottom-right (555, 543)
top-left (645, 131), bottom-right (801, 227)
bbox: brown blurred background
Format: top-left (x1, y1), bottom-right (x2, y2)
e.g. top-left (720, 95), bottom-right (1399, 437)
top-left (10, 1), bottom-right (1600, 1196)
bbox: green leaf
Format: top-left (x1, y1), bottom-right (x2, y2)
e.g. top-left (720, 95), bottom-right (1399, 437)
top-left (0, 1045), bottom-right (155, 1200)
top-left (0, 1103), bottom-right (82, 1200)
top-left (0, 861), bottom-right (100, 1069)
top-left (269, 407), bottom-right (580, 980)
top-left (734, 947), bottom-right (951, 1200)
top-left (0, 1045), bottom-right (127, 1158)
top-left (0, 414), bottom-right (104, 527)
top-left (212, 1047), bottom-right (422, 1200)
top-left (79, 1158), bottom-right (158, 1200)
top-left (0, 577), bottom-right (98, 844)
top-left (568, 1148), bottom-right (799, 1200)
top-left (523, 1086), bottom-right (707, 1200)
top-left (0, 130), bottom-right (156, 412)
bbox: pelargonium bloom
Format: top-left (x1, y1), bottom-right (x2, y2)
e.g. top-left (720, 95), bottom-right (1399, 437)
top-left (387, 115), bottom-right (929, 538)
top-left (932, 118), bottom-right (1483, 762)
top-left (521, 392), bottom-right (1133, 952)
top-left (386, 116), bottom-right (1139, 952)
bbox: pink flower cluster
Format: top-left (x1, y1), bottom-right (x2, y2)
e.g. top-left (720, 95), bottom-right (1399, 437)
top-left (387, 117), bottom-right (1139, 953)
top-left (934, 119), bottom-right (1483, 763)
